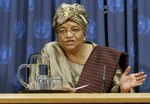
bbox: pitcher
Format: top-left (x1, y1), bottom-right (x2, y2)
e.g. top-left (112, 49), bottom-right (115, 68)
top-left (17, 54), bottom-right (50, 90)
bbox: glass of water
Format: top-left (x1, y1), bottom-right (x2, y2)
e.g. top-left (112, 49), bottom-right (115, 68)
top-left (49, 76), bottom-right (63, 90)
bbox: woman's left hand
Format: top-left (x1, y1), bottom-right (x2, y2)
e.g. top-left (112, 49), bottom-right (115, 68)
top-left (63, 85), bottom-right (75, 92)
top-left (120, 66), bottom-right (147, 93)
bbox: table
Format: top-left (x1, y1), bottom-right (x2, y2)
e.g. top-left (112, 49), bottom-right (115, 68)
top-left (0, 93), bottom-right (150, 103)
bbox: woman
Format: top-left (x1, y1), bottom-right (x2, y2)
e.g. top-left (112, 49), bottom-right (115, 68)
top-left (41, 3), bottom-right (147, 93)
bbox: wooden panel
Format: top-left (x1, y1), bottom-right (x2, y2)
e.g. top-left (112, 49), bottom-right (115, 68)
top-left (0, 93), bottom-right (150, 103)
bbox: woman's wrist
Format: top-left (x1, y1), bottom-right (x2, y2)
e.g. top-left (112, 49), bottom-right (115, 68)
top-left (120, 85), bottom-right (131, 93)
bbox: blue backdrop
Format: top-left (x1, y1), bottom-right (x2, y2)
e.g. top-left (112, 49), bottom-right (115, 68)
top-left (0, 0), bottom-right (150, 93)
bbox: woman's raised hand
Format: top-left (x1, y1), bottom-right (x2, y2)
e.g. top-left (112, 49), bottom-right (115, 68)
top-left (120, 66), bottom-right (147, 93)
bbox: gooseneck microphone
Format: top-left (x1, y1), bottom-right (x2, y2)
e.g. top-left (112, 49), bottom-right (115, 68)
top-left (101, 65), bottom-right (106, 93)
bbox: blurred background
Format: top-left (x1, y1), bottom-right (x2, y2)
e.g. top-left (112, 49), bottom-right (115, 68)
top-left (0, 0), bottom-right (150, 93)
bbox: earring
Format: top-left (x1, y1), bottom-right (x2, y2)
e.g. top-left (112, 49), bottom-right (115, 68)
top-left (83, 37), bottom-right (86, 42)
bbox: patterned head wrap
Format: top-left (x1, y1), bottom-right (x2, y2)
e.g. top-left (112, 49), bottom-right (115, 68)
top-left (52, 3), bottom-right (89, 34)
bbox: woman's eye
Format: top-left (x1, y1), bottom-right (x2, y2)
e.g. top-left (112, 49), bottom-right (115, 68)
top-left (72, 29), bottom-right (79, 32)
top-left (59, 30), bottom-right (67, 34)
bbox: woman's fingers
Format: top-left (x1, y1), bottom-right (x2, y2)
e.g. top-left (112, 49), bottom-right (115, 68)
top-left (130, 72), bottom-right (147, 87)
top-left (136, 74), bottom-right (146, 81)
top-left (134, 71), bottom-right (144, 77)
top-left (124, 66), bottom-right (131, 76)
top-left (134, 72), bottom-right (147, 81)
top-left (63, 85), bottom-right (75, 92)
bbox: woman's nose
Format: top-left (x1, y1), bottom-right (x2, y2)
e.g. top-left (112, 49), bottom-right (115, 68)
top-left (65, 30), bottom-right (73, 37)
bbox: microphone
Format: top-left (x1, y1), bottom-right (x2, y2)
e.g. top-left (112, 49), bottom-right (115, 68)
top-left (101, 65), bottom-right (106, 93)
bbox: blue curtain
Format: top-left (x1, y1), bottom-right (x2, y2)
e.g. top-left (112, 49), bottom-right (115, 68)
top-left (0, 0), bottom-right (149, 93)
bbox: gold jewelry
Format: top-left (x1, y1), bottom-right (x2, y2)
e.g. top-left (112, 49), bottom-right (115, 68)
top-left (84, 37), bottom-right (86, 41)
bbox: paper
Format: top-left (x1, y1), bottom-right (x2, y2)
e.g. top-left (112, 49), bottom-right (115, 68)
top-left (75, 84), bottom-right (89, 91)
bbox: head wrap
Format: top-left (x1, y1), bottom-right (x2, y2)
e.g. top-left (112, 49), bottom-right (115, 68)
top-left (52, 3), bottom-right (89, 34)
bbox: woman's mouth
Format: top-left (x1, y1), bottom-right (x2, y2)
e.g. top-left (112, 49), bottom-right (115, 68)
top-left (65, 40), bottom-right (74, 45)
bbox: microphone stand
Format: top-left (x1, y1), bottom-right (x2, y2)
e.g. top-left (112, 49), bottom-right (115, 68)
top-left (101, 65), bottom-right (106, 93)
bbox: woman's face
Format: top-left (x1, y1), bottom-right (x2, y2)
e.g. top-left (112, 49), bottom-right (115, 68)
top-left (57, 20), bottom-right (85, 52)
